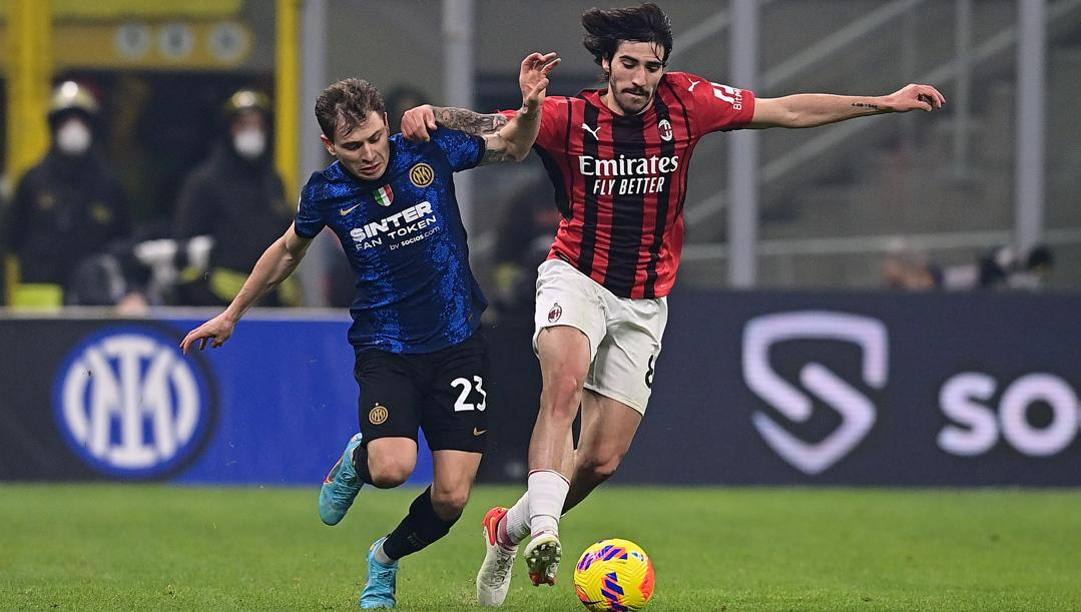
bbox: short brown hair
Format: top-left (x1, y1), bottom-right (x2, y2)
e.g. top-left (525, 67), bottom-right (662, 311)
top-left (315, 78), bottom-right (386, 141)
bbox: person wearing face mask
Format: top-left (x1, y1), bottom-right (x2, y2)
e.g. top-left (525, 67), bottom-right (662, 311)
top-left (173, 88), bottom-right (298, 306)
top-left (3, 80), bottom-right (131, 307)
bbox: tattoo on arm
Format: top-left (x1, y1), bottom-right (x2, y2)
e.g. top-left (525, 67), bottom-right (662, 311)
top-left (851, 102), bottom-right (884, 111)
top-left (480, 134), bottom-right (514, 165)
top-left (433, 107), bottom-right (509, 135)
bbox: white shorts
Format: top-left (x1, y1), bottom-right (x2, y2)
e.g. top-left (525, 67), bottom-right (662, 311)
top-left (532, 259), bottom-right (668, 415)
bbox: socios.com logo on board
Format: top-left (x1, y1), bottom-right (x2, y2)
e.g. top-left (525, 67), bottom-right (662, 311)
top-left (742, 311), bottom-right (888, 475)
top-left (52, 326), bottom-right (217, 478)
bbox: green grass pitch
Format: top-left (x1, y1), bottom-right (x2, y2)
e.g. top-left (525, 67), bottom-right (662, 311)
top-left (2, 484), bottom-right (1080, 610)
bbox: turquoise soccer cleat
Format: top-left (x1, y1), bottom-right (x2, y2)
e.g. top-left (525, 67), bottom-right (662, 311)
top-left (318, 432), bottom-right (365, 526)
top-left (360, 537), bottom-right (398, 609)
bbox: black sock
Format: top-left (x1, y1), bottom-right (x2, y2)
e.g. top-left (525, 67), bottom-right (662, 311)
top-left (381, 487), bottom-right (458, 561)
top-left (350, 443), bottom-right (373, 485)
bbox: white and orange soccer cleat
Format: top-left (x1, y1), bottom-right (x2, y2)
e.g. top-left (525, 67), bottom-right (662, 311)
top-left (523, 532), bottom-right (561, 587)
top-left (476, 506), bottom-right (517, 606)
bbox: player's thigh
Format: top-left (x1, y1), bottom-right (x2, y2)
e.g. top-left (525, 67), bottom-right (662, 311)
top-left (577, 389), bottom-right (642, 468)
top-left (354, 349), bottom-right (424, 447)
top-left (585, 296), bottom-right (668, 415)
top-left (536, 325), bottom-right (593, 384)
top-left (532, 259), bottom-right (607, 363)
top-left (421, 331), bottom-right (490, 453)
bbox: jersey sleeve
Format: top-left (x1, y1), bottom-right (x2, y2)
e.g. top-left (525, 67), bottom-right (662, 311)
top-left (500, 97), bottom-right (567, 152)
top-left (674, 72), bottom-right (756, 134)
top-left (293, 175), bottom-right (326, 239)
top-left (429, 128), bottom-right (485, 172)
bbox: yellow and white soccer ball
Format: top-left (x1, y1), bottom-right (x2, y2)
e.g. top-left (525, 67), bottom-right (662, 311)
top-left (573, 538), bottom-right (655, 611)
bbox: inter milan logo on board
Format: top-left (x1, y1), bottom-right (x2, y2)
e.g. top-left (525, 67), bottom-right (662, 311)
top-left (53, 326), bottom-right (215, 478)
top-left (658, 119), bottom-right (673, 142)
top-left (409, 163), bottom-right (435, 188)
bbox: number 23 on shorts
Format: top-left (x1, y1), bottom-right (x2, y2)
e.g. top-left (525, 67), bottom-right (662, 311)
top-left (451, 375), bottom-right (487, 412)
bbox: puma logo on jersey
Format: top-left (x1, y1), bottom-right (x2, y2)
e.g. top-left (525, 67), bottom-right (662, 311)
top-left (688, 79), bottom-right (701, 91)
top-left (339, 204), bottom-right (360, 216)
top-left (582, 123), bottom-right (602, 140)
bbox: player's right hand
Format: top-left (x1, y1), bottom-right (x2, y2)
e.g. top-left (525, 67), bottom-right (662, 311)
top-left (401, 104), bottom-right (437, 142)
top-left (180, 312), bottom-right (238, 354)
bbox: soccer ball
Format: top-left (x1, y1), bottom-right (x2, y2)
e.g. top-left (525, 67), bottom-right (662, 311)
top-left (573, 538), bottom-right (655, 611)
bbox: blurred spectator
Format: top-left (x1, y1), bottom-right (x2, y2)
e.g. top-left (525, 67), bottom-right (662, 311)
top-left (173, 89), bottom-right (298, 307)
top-left (1, 174), bottom-right (11, 306)
top-left (1013, 244), bottom-right (1055, 289)
top-left (385, 86), bottom-right (429, 133)
top-left (2, 81), bottom-right (131, 308)
top-left (882, 238), bottom-right (1054, 291)
top-left (490, 176), bottom-right (561, 313)
top-left (940, 244), bottom-right (1054, 290)
top-left (881, 239), bottom-right (939, 290)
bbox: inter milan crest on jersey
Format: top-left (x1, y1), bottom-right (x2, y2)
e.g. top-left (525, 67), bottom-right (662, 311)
top-left (409, 163), bottom-right (435, 188)
top-left (373, 184), bottom-right (394, 207)
top-left (658, 119), bottom-right (673, 142)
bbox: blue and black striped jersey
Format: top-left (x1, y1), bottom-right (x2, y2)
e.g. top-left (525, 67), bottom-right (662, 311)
top-left (295, 129), bottom-right (487, 353)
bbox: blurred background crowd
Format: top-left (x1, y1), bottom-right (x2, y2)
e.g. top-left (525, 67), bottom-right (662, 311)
top-left (0, 0), bottom-right (1076, 319)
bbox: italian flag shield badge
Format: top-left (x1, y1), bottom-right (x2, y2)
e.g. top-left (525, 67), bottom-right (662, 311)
top-left (373, 185), bottom-right (394, 207)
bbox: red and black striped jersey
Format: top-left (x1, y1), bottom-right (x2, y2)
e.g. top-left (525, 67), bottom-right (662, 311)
top-left (521, 71), bottom-right (755, 299)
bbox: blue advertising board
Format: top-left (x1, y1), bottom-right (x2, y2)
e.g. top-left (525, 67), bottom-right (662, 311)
top-left (4, 289), bottom-right (1081, 486)
top-left (2, 314), bottom-right (434, 485)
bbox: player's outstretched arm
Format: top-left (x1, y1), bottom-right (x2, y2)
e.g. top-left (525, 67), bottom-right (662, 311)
top-left (403, 106), bottom-right (506, 139)
top-left (400, 52), bottom-right (560, 164)
top-left (180, 225), bottom-right (312, 354)
top-left (749, 83), bottom-right (946, 129)
top-left (479, 52), bottom-right (560, 164)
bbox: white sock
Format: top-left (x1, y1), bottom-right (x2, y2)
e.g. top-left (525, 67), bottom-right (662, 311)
top-left (373, 540), bottom-right (394, 565)
top-left (502, 492), bottom-right (531, 546)
top-left (527, 470), bottom-right (569, 538)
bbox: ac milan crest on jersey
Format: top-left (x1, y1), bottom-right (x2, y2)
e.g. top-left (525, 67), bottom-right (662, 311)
top-left (373, 184), bottom-right (393, 207)
top-left (548, 302), bottom-right (563, 323)
top-left (526, 71), bottom-right (757, 300)
top-left (658, 119), bottom-right (673, 142)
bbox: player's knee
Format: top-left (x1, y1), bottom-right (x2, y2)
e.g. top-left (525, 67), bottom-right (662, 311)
top-left (543, 370), bottom-right (585, 417)
top-left (579, 450), bottom-right (624, 481)
top-left (368, 458), bottom-right (413, 488)
top-left (430, 487), bottom-right (470, 519)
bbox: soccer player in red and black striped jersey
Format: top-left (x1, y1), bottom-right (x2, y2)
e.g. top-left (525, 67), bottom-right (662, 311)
top-left (403, 4), bottom-right (944, 604)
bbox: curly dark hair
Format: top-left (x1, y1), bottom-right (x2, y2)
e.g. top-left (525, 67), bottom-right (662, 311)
top-left (582, 3), bottom-right (673, 80)
top-left (315, 78), bottom-right (386, 141)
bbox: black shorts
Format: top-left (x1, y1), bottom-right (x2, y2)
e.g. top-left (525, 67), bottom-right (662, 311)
top-left (354, 331), bottom-right (489, 453)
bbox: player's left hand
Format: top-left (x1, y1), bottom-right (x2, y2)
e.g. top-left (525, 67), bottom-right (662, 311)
top-left (519, 52), bottom-right (561, 114)
top-left (881, 83), bottom-right (946, 112)
top-left (401, 104), bottom-right (437, 142)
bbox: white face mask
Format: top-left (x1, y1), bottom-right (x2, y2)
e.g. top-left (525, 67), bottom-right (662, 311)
top-left (56, 119), bottom-right (92, 156)
top-left (233, 128), bottom-right (266, 159)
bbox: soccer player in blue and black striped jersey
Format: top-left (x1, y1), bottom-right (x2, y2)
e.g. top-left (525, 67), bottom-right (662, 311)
top-left (182, 51), bottom-right (560, 608)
